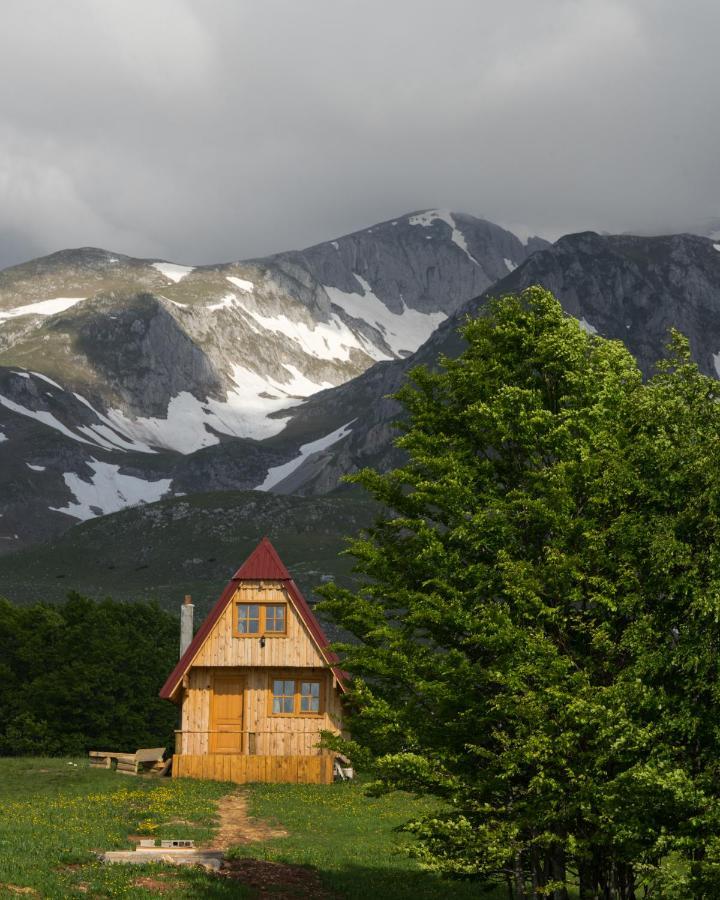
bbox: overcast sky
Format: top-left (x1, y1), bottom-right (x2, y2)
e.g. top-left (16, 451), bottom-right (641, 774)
top-left (0, 0), bottom-right (718, 269)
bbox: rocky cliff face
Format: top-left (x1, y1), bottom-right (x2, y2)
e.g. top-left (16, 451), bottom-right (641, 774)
top-left (0, 211), bottom-right (546, 549)
top-left (273, 232), bottom-right (720, 495)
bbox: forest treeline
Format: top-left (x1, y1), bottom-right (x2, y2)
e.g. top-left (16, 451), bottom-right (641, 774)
top-left (0, 594), bottom-right (179, 755)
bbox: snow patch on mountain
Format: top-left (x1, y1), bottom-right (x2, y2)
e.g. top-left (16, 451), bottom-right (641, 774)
top-left (579, 318), bottom-right (598, 335)
top-left (274, 364), bottom-right (333, 397)
top-left (26, 464), bottom-right (45, 472)
top-left (250, 306), bottom-right (378, 363)
top-left (714, 244), bottom-right (720, 252)
top-left (152, 262), bottom-right (194, 282)
top-left (49, 461), bottom-right (172, 521)
top-left (325, 275), bottom-right (447, 356)
top-left (207, 293), bottom-right (238, 312)
top-left (97, 364), bottom-right (332, 454)
top-left (504, 258), bottom-right (518, 272)
top-left (31, 372), bottom-right (64, 390)
top-left (0, 297), bottom-right (85, 323)
top-left (210, 291), bottom-right (381, 363)
top-left (0, 394), bottom-right (93, 445)
top-left (72, 393), bottom-right (157, 453)
top-left (0, 430), bottom-right (7, 443)
top-left (226, 276), bottom-right (254, 293)
top-left (256, 419), bottom-right (356, 491)
top-left (713, 352), bottom-right (720, 379)
top-left (408, 210), bottom-right (478, 265)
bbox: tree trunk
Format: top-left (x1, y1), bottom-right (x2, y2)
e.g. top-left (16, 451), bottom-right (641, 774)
top-left (514, 849), bottom-right (526, 900)
top-left (549, 846), bottom-right (569, 900)
top-left (530, 844), bottom-right (541, 899)
top-left (578, 862), bottom-right (591, 899)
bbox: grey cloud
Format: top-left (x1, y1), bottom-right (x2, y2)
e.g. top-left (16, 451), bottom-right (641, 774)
top-left (0, 0), bottom-right (718, 269)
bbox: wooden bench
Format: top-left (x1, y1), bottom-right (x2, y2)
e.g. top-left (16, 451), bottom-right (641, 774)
top-left (89, 747), bottom-right (167, 775)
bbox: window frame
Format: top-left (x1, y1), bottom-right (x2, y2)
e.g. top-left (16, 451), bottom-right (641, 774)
top-left (267, 673), bottom-right (325, 718)
top-left (233, 601), bottom-right (288, 638)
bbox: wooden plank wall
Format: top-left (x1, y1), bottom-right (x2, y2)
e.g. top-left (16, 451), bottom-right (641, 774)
top-left (173, 754), bottom-right (334, 784)
top-left (191, 583), bottom-right (328, 669)
top-left (180, 666), bottom-right (344, 756)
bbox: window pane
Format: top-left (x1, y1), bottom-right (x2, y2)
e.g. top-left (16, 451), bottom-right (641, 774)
top-left (300, 682), bottom-right (320, 712)
top-left (238, 604), bottom-right (260, 634)
top-left (272, 678), bottom-right (295, 714)
top-left (265, 605), bottom-right (285, 632)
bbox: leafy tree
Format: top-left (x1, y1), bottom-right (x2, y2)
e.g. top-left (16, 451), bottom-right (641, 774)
top-left (0, 593), bottom-right (179, 755)
top-left (319, 287), bottom-right (720, 898)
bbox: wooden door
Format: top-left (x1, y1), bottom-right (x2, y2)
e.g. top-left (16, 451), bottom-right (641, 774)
top-left (210, 671), bottom-right (244, 754)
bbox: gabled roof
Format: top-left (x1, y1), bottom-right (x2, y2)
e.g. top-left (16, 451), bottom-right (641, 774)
top-left (234, 537), bottom-right (291, 580)
top-left (159, 537), bottom-right (345, 700)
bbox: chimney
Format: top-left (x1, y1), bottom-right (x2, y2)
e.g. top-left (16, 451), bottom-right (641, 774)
top-left (180, 594), bottom-right (194, 658)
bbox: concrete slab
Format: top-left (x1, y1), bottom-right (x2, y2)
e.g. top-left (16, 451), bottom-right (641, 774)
top-left (101, 849), bottom-right (223, 871)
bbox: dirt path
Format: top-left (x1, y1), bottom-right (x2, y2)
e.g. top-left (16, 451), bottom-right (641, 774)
top-left (205, 789), bottom-right (287, 849)
top-left (201, 790), bottom-right (335, 898)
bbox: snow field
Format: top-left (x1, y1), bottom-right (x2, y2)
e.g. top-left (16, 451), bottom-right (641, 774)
top-left (49, 460), bottom-right (172, 521)
top-left (256, 420), bottom-right (356, 491)
top-left (0, 297), bottom-right (86, 323)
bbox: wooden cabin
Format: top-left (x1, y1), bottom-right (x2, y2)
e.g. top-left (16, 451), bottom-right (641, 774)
top-left (160, 537), bottom-right (346, 784)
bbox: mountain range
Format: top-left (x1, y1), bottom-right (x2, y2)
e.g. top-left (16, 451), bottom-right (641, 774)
top-left (0, 211), bottom-right (546, 552)
top-left (2, 210), bottom-right (720, 607)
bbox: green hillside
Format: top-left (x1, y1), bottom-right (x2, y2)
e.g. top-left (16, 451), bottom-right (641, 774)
top-left (0, 488), bottom-right (379, 621)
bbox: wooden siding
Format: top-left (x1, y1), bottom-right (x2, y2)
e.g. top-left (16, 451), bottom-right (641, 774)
top-left (173, 753), bottom-right (334, 784)
top-left (179, 666), bottom-right (344, 756)
top-left (190, 582), bottom-right (328, 669)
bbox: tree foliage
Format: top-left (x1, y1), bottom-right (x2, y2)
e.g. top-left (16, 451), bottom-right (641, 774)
top-left (0, 593), bottom-right (178, 756)
top-left (319, 288), bottom-right (720, 898)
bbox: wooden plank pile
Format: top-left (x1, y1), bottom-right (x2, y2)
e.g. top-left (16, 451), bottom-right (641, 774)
top-left (88, 747), bottom-right (167, 776)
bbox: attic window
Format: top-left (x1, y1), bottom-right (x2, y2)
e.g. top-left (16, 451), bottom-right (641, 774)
top-left (234, 602), bottom-right (287, 637)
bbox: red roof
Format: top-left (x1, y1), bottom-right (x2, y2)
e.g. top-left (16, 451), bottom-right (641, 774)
top-left (234, 537), bottom-right (291, 580)
top-left (159, 537), bottom-right (345, 700)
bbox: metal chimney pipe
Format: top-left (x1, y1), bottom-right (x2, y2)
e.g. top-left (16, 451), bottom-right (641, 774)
top-left (180, 594), bottom-right (194, 658)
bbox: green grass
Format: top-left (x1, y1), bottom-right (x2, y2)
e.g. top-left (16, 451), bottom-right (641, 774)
top-left (240, 779), bottom-right (504, 900)
top-left (0, 758), bottom-right (246, 899)
top-left (0, 759), bottom-right (503, 899)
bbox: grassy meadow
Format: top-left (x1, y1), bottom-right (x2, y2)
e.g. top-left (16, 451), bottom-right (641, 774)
top-left (0, 758), bottom-right (502, 899)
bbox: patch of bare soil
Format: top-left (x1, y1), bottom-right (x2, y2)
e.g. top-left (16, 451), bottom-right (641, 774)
top-left (220, 859), bottom-right (335, 899)
top-left (205, 791), bottom-right (286, 849)
top-left (0, 887), bottom-right (39, 897)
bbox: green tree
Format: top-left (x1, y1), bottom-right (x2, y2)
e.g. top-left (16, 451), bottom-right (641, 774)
top-left (0, 593), bottom-right (179, 755)
top-left (319, 287), bottom-right (720, 898)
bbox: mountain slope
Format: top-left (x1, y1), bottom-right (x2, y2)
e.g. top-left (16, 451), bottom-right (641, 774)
top-left (271, 232), bottom-right (720, 495)
top-left (0, 489), bottom-right (379, 627)
top-left (0, 211), bottom-right (545, 548)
